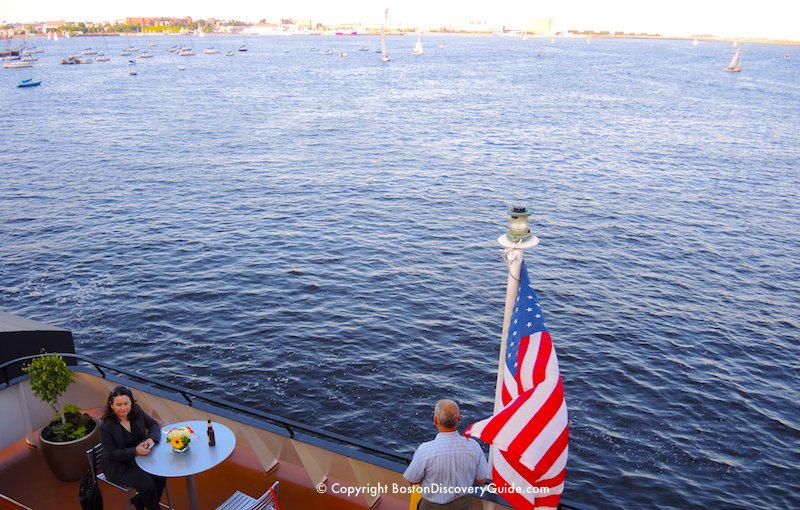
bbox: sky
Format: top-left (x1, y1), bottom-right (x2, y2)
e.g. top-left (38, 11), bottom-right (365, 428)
top-left (1, 0), bottom-right (798, 41)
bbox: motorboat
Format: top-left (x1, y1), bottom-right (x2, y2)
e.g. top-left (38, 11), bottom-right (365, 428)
top-left (4, 61), bottom-right (32, 69)
top-left (17, 78), bottom-right (41, 88)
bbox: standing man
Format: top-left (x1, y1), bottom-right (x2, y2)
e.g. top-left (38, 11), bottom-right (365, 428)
top-left (404, 399), bottom-right (490, 510)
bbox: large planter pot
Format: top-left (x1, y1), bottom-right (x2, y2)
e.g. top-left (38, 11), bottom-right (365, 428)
top-left (39, 417), bottom-right (100, 482)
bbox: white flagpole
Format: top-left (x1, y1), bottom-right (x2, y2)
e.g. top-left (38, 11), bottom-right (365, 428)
top-left (489, 207), bottom-right (539, 465)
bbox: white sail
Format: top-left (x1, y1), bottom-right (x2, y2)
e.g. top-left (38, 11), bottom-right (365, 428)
top-left (724, 47), bottom-right (742, 72)
top-left (412, 37), bottom-right (423, 55)
top-left (692, 38), bottom-right (698, 46)
top-left (380, 27), bottom-right (390, 62)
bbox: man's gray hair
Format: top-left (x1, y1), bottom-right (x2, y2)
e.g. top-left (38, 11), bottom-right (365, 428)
top-left (434, 399), bottom-right (460, 429)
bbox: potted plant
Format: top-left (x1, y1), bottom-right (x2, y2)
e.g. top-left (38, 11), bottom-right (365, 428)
top-left (24, 353), bottom-right (100, 482)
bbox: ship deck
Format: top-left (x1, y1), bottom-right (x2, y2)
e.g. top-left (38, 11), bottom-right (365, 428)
top-left (0, 421), bottom-right (406, 510)
top-left (0, 353), bottom-right (511, 510)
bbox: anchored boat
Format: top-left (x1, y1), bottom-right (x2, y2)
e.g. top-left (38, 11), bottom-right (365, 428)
top-left (17, 78), bottom-right (41, 88)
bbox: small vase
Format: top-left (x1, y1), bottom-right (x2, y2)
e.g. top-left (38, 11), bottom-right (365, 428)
top-left (172, 445), bottom-right (189, 453)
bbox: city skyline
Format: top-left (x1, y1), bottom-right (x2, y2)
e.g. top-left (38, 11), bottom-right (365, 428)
top-left (2, 0), bottom-right (798, 40)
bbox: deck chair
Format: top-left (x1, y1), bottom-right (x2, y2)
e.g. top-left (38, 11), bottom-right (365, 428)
top-left (86, 443), bottom-right (174, 510)
top-left (215, 481), bottom-right (280, 510)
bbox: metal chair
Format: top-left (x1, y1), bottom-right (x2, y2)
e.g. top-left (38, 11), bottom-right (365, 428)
top-left (215, 481), bottom-right (280, 510)
top-left (86, 443), bottom-right (174, 510)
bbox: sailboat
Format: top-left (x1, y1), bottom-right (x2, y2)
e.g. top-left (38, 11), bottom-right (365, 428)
top-left (380, 26), bottom-right (390, 62)
top-left (411, 36), bottom-right (424, 56)
top-left (692, 38), bottom-right (698, 46)
top-left (724, 47), bottom-right (742, 72)
top-left (95, 38), bottom-right (111, 61)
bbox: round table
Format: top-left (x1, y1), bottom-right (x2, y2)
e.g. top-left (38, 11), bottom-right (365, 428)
top-left (136, 420), bottom-right (235, 510)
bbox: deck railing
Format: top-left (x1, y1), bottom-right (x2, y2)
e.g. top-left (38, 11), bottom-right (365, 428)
top-left (0, 352), bottom-right (411, 465)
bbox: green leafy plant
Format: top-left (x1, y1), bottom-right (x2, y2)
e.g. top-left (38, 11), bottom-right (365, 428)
top-left (23, 353), bottom-right (95, 442)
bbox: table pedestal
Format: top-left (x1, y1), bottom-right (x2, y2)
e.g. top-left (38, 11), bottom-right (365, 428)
top-left (186, 474), bottom-right (199, 510)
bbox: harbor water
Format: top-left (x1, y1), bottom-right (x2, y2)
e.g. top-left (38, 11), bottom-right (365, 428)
top-left (1, 35), bottom-right (798, 509)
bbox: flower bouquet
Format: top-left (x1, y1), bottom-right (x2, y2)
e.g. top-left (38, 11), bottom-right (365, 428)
top-left (165, 426), bottom-right (195, 452)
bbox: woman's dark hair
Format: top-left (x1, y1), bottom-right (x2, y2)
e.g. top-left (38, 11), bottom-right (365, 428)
top-left (102, 385), bottom-right (142, 422)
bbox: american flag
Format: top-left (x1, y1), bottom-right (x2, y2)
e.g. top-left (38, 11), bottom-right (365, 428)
top-left (466, 261), bottom-right (568, 509)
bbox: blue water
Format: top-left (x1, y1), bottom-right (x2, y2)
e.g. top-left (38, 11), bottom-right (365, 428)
top-left (2, 35), bottom-right (799, 509)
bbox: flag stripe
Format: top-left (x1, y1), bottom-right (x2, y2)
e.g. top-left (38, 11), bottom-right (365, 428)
top-left (474, 387), bottom-right (536, 444)
top-left (531, 331), bottom-right (552, 387)
top-left (508, 379), bottom-right (565, 462)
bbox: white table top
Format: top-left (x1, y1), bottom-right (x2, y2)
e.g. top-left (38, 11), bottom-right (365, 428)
top-left (135, 420), bottom-right (235, 478)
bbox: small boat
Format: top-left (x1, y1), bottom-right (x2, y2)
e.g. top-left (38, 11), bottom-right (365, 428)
top-left (339, 52), bottom-right (348, 58)
top-left (17, 78), bottom-right (41, 88)
top-left (129, 70), bottom-right (138, 76)
top-left (321, 49), bottom-right (333, 55)
top-left (178, 49), bottom-right (195, 56)
top-left (224, 51), bottom-right (235, 56)
top-left (81, 48), bottom-right (97, 55)
top-left (138, 51), bottom-right (154, 59)
top-left (203, 47), bottom-right (220, 54)
top-left (724, 47), bottom-right (742, 72)
top-left (411, 37), bottom-right (424, 56)
top-left (358, 46), bottom-right (369, 52)
top-left (4, 60), bottom-right (33, 68)
top-left (95, 54), bottom-right (110, 62)
top-left (692, 38), bottom-right (698, 46)
top-left (238, 44), bottom-right (248, 52)
top-left (177, 64), bottom-right (186, 71)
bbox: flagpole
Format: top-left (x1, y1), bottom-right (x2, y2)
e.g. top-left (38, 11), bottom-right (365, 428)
top-left (489, 207), bottom-right (539, 465)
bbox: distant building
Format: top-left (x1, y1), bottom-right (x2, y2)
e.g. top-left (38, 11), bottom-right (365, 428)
top-left (125, 17), bottom-right (193, 27)
top-left (44, 20), bottom-right (67, 31)
top-left (527, 18), bottom-right (554, 35)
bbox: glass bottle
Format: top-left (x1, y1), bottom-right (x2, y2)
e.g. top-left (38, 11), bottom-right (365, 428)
top-left (207, 419), bottom-right (216, 447)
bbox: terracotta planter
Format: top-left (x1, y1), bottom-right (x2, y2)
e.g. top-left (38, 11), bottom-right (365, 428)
top-left (39, 417), bottom-right (100, 482)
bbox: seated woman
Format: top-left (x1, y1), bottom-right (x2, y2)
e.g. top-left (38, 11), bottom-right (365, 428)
top-left (100, 385), bottom-right (166, 510)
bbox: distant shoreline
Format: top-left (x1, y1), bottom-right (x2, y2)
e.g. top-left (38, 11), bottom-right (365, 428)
top-left (9, 32), bottom-right (799, 45)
